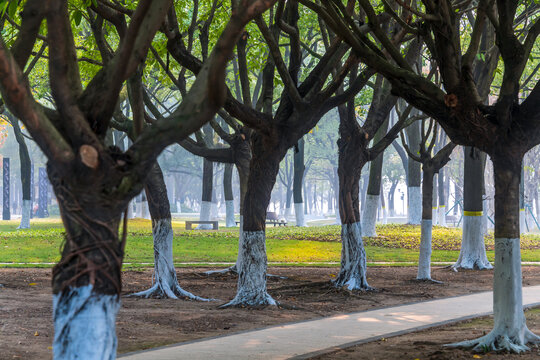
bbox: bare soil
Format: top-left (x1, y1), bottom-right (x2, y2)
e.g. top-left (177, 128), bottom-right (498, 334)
top-left (1, 266), bottom-right (539, 359)
top-left (314, 310), bottom-right (540, 360)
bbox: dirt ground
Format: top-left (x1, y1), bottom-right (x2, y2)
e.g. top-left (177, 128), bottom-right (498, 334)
top-left (314, 310), bottom-right (540, 360)
top-left (1, 266), bottom-right (540, 359)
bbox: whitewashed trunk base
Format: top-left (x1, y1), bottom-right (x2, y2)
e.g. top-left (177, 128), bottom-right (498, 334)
top-left (141, 200), bottom-right (150, 220)
top-left (197, 201), bottom-right (213, 229)
top-left (417, 220), bottom-right (433, 280)
top-left (448, 238), bottom-right (539, 352)
top-left (520, 209), bottom-right (527, 234)
top-left (53, 285), bottom-right (119, 360)
top-left (453, 215), bottom-right (492, 270)
top-left (382, 206), bottom-right (388, 225)
top-left (129, 219), bottom-right (208, 301)
top-left (221, 230), bottom-right (276, 307)
top-left (432, 208), bottom-right (439, 226)
top-left (438, 205), bottom-right (447, 227)
top-left (361, 195), bottom-right (378, 237)
top-left (17, 200), bottom-right (31, 229)
top-left (294, 202), bottom-right (307, 227)
top-left (334, 222), bottom-right (371, 291)
top-left (225, 200), bottom-right (236, 228)
top-left (408, 187), bottom-right (421, 225)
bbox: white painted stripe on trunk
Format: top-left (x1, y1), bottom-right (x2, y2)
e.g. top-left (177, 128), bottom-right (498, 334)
top-left (294, 203), bottom-right (307, 227)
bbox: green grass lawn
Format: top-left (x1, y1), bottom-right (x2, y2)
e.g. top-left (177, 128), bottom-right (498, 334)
top-left (0, 218), bottom-right (539, 267)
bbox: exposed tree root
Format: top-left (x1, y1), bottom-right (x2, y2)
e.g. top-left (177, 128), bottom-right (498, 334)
top-left (218, 292), bottom-right (277, 309)
top-left (446, 328), bottom-right (540, 353)
top-left (414, 278), bottom-right (443, 284)
top-left (127, 281), bottom-right (212, 301)
top-left (333, 277), bottom-right (374, 291)
top-left (204, 265), bottom-right (238, 276)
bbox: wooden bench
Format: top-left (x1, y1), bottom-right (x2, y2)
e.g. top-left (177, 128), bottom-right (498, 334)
top-left (185, 220), bottom-right (219, 230)
top-left (235, 211), bottom-right (288, 227)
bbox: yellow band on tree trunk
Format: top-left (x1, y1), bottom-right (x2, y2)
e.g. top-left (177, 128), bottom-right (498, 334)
top-left (463, 211), bottom-right (483, 216)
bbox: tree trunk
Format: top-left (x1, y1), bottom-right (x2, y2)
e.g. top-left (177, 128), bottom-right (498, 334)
top-left (3, 158), bottom-right (10, 221)
top-left (222, 134), bottom-right (282, 307)
top-left (388, 180), bottom-right (398, 217)
top-left (223, 163), bottom-right (236, 227)
top-left (454, 147), bottom-right (492, 270)
top-left (451, 154), bottom-right (540, 351)
top-left (432, 173), bottom-right (438, 226)
top-left (198, 158), bottom-right (214, 229)
top-left (334, 104), bottom-right (371, 291)
top-left (130, 163), bottom-right (207, 300)
top-left (438, 167), bottom-right (447, 226)
top-left (417, 167), bottom-right (434, 280)
top-left (406, 121), bottom-right (422, 224)
top-left (519, 165), bottom-right (527, 233)
top-left (12, 120), bottom-right (31, 229)
top-left (50, 168), bottom-right (124, 358)
top-left (293, 138), bottom-right (306, 226)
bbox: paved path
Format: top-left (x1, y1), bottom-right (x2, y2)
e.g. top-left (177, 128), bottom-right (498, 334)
top-left (120, 285), bottom-right (540, 360)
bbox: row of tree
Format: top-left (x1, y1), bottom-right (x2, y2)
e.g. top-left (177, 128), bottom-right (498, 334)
top-left (0, 0), bottom-right (538, 358)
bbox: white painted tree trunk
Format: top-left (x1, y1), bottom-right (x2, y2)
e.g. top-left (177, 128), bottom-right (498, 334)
top-left (221, 230), bottom-right (276, 307)
top-left (294, 202), bottom-right (307, 227)
top-left (141, 200), bottom-right (150, 219)
top-left (53, 285), bottom-right (119, 359)
top-left (127, 201), bottom-right (135, 219)
top-left (17, 199), bottom-right (31, 229)
top-left (197, 201), bottom-right (213, 229)
top-left (449, 238), bottom-right (540, 352)
top-left (453, 215), bottom-right (492, 270)
top-left (361, 195), bottom-right (378, 237)
top-left (130, 218), bottom-right (207, 300)
top-left (408, 186), bottom-right (421, 225)
top-left (334, 222), bottom-right (371, 290)
top-left (382, 205), bottom-right (388, 225)
top-left (432, 207), bottom-right (439, 226)
top-left (210, 201), bottom-right (219, 221)
top-left (225, 200), bottom-right (236, 228)
top-left (520, 209), bottom-right (527, 234)
top-left (284, 206), bottom-right (291, 219)
top-left (417, 220), bottom-right (433, 280)
top-left (438, 205), bottom-right (447, 227)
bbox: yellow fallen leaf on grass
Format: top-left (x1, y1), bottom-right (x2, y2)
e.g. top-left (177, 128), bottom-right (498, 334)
top-left (28, 283), bottom-right (37, 286)
top-left (473, 356), bottom-right (482, 359)
top-left (34, 331), bottom-right (39, 336)
top-left (47, 346), bottom-right (52, 350)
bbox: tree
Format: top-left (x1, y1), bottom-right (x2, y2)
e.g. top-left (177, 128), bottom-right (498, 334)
top-left (305, 0), bottom-right (540, 351)
top-left (401, 121), bottom-right (456, 281)
top-left (0, 0), bottom-right (276, 356)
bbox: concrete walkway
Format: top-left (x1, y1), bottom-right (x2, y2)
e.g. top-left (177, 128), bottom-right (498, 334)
top-left (120, 285), bottom-right (540, 360)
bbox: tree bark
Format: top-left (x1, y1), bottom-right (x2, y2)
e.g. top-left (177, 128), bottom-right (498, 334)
top-left (12, 119), bottom-right (31, 229)
top-left (222, 133), bottom-right (283, 307)
top-left (223, 163), bottom-right (236, 227)
top-left (50, 167), bottom-right (124, 359)
top-left (417, 167), bottom-right (434, 280)
top-left (362, 116), bottom-right (390, 236)
top-left (406, 121), bottom-right (421, 224)
top-left (197, 157), bottom-right (214, 229)
top-left (454, 147), bottom-right (492, 270)
top-left (451, 154), bottom-right (540, 351)
top-left (334, 103), bottom-right (371, 290)
top-left (438, 167), bottom-right (447, 226)
top-left (293, 137), bottom-right (306, 226)
top-left (130, 163), bottom-right (207, 300)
